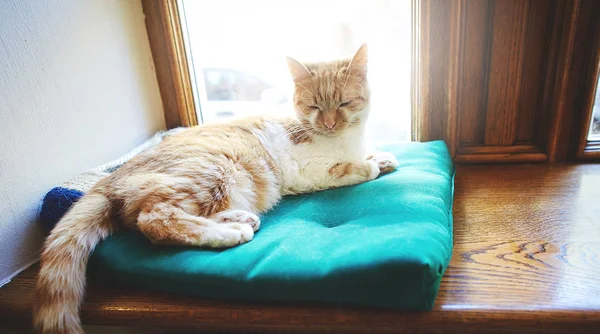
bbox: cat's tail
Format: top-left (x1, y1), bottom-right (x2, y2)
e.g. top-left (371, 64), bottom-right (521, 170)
top-left (33, 191), bottom-right (114, 334)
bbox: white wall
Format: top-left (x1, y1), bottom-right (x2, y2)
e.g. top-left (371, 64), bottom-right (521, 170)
top-left (0, 0), bottom-right (165, 285)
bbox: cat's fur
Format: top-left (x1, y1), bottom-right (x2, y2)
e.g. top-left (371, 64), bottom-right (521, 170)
top-left (33, 44), bottom-right (398, 333)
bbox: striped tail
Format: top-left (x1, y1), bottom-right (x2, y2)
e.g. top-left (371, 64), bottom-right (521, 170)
top-left (33, 192), bottom-right (114, 334)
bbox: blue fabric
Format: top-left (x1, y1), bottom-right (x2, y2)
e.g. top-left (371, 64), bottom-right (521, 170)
top-left (39, 187), bottom-right (84, 233)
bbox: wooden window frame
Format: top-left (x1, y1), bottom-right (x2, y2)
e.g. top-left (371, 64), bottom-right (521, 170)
top-left (571, 4), bottom-right (600, 161)
top-left (143, 0), bottom-right (600, 163)
top-left (547, 0), bottom-right (600, 161)
top-left (142, 0), bottom-right (198, 129)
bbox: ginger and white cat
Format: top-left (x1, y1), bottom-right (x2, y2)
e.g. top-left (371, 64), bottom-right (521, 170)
top-left (34, 43), bottom-right (398, 333)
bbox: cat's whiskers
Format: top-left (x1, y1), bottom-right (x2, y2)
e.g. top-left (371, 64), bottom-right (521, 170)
top-left (344, 90), bottom-right (366, 100)
top-left (343, 83), bottom-right (366, 99)
top-left (300, 91), bottom-right (314, 104)
top-left (296, 83), bottom-right (316, 98)
top-left (341, 67), bottom-right (352, 92)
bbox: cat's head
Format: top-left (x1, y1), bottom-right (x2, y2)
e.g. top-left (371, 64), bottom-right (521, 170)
top-left (286, 44), bottom-right (370, 136)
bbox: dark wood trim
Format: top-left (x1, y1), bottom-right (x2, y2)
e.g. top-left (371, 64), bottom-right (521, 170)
top-left (574, 1), bottom-right (600, 160)
top-left (527, 0), bottom-right (600, 162)
top-left (537, 0), bottom-right (567, 158)
top-left (415, 0), bottom-right (553, 162)
top-left (446, 0), bottom-right (462, 159)
top-left (457, 0), bottom-right (493, 147)
top-left (455, 143), bottom-right (548, 163)
top-left (546, 0), bottom-right (583, 162)
top-left (454, 152), bottom-right (547, 164)
top-left (483, 0), bottom-right (529, 146)
top-left (457, 144), bottom-right (544, 155)
top-left (413, 0), bottom-right (462, 158)
top-left (142, 0), bottom-right (198, 129)
top-left (415, 0), bottom-right (600, 164)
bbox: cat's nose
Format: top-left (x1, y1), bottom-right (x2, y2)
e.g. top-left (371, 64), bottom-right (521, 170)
top-left (324, 120), bottom-right (336, 129)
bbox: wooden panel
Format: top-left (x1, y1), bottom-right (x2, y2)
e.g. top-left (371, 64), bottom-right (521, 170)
top-left (142, 0), bottom-right (198, 129)
top-left (536, 0), bottom-right (567, 152)
top-left (545, 0), bottom-right (584, 161)
top-left (417, 0), bottom-right (599, 163)
top-left (454, 152), bottom-right (547, 163)
top-left (426, 0), bottom-right (452, 142)
top-left (545, 0), bottom-right (600, 162)
top-left (458, 144), bottom-right (542, 155)
top-left (458, 0), bottom-right (492, 145)
top-left (3, 165), bottom-right (600, 333)
top-left (517, 0), bottom-right (553, 143)
top-left (455, 141), bottom-right (547, 163)
top-left (413, 0), bottom-right (462, 157)
top-left (484, 0), bottom-right (528, 146)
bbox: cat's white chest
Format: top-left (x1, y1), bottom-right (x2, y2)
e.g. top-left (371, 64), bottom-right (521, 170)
top-left (281, 127), bottom-right (367, 194)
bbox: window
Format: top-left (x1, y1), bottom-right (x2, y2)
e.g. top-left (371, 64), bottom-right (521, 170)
top-left (588, 75), bottom-right (600, 141)
top-left (143, 0), bottom-right (600, 163)
top-left (177, 0), bottom-right (413, 143)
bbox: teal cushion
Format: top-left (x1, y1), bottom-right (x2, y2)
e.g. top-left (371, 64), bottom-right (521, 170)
top-left (88, 140), bottom-right (455, 311)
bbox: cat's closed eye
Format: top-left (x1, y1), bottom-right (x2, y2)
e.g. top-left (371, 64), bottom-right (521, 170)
top-left (308, 105), bottom-right (321, 110)
top-left (339, 101), bottom-right (351, 108)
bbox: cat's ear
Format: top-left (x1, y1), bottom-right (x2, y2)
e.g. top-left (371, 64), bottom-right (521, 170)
top-left (286, 56), bottom-right (311, 83)
top-left (348, 43), bottom-right (368, 78)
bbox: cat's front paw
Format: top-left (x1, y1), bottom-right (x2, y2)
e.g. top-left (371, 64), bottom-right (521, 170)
top-left (367, 152), bottom-right (399, 175)
top-left (366, 159), bottom-right (381, 180)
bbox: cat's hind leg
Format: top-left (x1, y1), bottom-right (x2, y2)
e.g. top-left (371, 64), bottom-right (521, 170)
top-left (137, 202), bottom-right (254, 248)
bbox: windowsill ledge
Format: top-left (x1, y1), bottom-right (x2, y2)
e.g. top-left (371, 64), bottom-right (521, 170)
top-left (2, 164), bottom-right (600, 333)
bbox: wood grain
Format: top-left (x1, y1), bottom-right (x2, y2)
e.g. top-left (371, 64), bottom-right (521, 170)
top-left (484, 0), bottom-right (528, 146)
top-left (413, 0), bottom-right (462, 158)
top-left (545, 0), bottom-right (584, 162)
top-left (458, 144), bottom-right (544, 154)
top-left (516, 0), bottom-right (552, 143)
top-left (536, 0), bottom-right (566, 153)
top-left (455, 144), bottom-right (548, 163)
top-left (415, 0), bottom-right (449, 142)
top-left (142, 0), bottom-right (198, 129)
top-left (2, 164), bottom-right (600, 333)
top-left (453, 152), bottom-right (547, 163)
top-left (457, 0), bottom-right (491, 145)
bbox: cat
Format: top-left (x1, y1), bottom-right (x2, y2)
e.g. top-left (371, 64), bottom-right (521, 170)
top-left (33, 43), bottom-right (399, 334)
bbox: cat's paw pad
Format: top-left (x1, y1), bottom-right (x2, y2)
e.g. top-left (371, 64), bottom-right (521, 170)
top-left (207, 223), bottom-right (254, 248)
top-left (367, 152), bottom-right (399, 175)
top-left (212, 210), bottom-right (261, 231)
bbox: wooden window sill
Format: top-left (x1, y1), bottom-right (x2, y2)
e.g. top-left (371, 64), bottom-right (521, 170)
top-left (1, 164), bottom-right (600, 333)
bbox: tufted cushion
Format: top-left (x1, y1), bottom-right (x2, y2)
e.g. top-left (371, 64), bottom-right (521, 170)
top-left (80, 141), bottom-right (455, 311)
